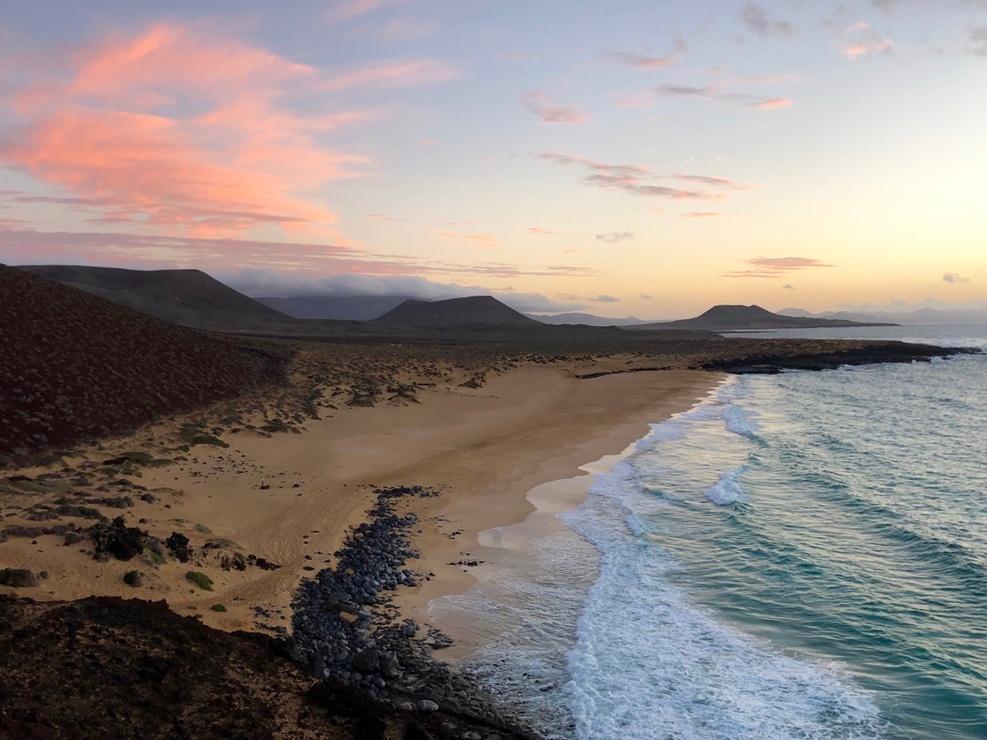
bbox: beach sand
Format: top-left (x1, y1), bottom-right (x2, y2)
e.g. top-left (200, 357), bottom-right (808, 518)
top-left (0, 359), bottom-right (719, 641)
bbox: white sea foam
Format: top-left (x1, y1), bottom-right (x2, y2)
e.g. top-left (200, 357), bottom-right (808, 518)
top-left (723, 404), bottom-right (760, 438)
top-left (560, 418), bottom-right (884, 740)
top-left (704, 466), bottom-right (747, 506)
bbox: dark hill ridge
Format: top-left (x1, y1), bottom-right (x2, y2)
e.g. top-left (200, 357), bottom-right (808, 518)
top-left (629, 304), bottom-right (897, 331)
top-left (20, 265), bottom-right (290, 330)
top-left (375, 295), bottom-right (540, 328)
top-left (0, 265), bottom-right (284, 462)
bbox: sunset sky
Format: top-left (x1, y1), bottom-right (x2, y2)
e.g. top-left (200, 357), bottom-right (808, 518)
top-left (1, 0), bottom-right (985, 317)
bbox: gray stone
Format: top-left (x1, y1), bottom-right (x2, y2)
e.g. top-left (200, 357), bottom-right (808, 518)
top-left (416, 699), bottom-right (439, 712)
top-left (123, 570), bottom-right (142, 587)
top-left (0, 568), bottom-right (39, 587)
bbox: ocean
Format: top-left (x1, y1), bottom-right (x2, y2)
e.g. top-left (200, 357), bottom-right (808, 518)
top-left (431, 324), bottom-right (987, 739)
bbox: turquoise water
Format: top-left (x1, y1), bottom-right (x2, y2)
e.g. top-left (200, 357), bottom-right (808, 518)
top-left (434, 326), bottom-right (987, 737)
top-left (564, 326), bottom-right (987, 738)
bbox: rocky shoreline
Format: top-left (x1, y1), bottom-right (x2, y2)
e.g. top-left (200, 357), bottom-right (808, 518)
top-left (0, 484), bottom-right (535, 738)
top-left (290, 484), bottom-right (534, 737)
top-left (702, 342), bottom-right (979, 374)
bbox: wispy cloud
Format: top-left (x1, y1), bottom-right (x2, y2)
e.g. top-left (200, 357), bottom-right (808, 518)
top-left (970, 27), bottom-right (987, 56)
top-left (436, 230), bottom-right (498, 246)
top-left (324, 0), bottom-right (405, 25)
top-left (321, 58), bottom-right (456, 91)
top-left (527, 226), bottom-right (555, 235)
top-left (592, 294), bottom-right (620, 303)
top-left (741, 2), bottom-right (797, 38)
top-left (606, 38), bottom-right (686, 69)
top-left (684, 211), bottom-right (721, 218)
top-left (595, 232), bottom-right (633, 242)
top-left (655, 83), bottom-right (794, 110)
top-left (374, 18), bottom-right (437, 42)
top-left (521, 91), bottom-right (587, 124)
top-left (723, 256), bottom-right (834, 278)
top-left (840, 21), bottom-right (894, 58)
top-left (537, 153), bottom-right (749, 201)
top-left (366, 212), bottom-right (409, 222)
top-left (943, 272), bottom-right (971, 284)
top-left (673, 174), bottom-right (750, 190)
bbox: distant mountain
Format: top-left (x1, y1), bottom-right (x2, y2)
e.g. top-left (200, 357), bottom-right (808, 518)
top-left (375, 296), bottom-right (540, 328)
top-left (529, 312), bottom-right (647, 327)
top-left (780, 306), bottom-right (987, 325)
top-left (20, 265), bottom-right (290, 330)
top-left (256, 295), bottom-right (408, 321)
top-left (628, 304), bottom-right (896, 331)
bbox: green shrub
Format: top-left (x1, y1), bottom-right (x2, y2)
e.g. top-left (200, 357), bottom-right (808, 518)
top-left (185, 571), bottom-right (213, 590)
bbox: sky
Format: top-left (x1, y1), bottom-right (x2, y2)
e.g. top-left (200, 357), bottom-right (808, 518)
top-left (0, 0), bottom-right (985, 318)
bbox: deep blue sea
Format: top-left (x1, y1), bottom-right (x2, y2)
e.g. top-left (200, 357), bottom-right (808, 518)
top-left (439, 325), bottom-right (987, 739)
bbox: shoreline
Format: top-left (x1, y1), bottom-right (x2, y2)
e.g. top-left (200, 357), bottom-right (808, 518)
top-left (0, 361), bottom-right (720, 638)
top-left (386, 370), bottom-right (724, 656)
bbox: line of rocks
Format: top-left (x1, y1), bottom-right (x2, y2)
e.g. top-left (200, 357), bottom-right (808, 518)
top-left (290, 485), bottom-right (534, 738)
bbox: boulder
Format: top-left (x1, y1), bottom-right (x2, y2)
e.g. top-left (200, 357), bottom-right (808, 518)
top-left (0, 568), bottom-right (40, 588)
top-left (123, 570), bottom-right (142, 587)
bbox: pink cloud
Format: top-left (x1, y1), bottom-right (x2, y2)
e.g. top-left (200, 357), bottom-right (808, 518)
top-left (521, 91), bottom-right (588, 124)
top-left (723, 256), bottom-right (834, 278)
top-left (0, 23), bottom-right (454, 238)
top-left (839, 21), bottom-right (894, 59)
top-left (844, 39), bottom-right (893, 58)
top-left (749, 257), bottom-right (833, 270)
top-left (437, 230), bottom-right (498, 246)
top-left (684, 211), bottom-right (721, 218)
top-left (64, 23), bottom-right (315, 102)
top-left (322, 59), bottom-right (457, 92)
top-left (655, 83), bottom-right (795, 111)
top-left (752, 97), bottom-right (794, 110)
top-left (527, 226), bottom-right (555, 235)
top-left (0, 227), bottom-right (596, 279)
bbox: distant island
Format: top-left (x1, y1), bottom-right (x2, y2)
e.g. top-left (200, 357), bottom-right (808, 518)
top-left (625, 304), bottom-right (898, 332)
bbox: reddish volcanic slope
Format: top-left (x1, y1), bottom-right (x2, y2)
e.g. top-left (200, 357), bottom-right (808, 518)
top-left (0, 265), bottom-right (285, 460)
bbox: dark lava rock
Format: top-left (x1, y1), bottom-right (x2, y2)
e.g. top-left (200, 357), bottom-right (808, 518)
top-left (165, 531), bottom-right (191, 562)
top-left (123, 570), bottom-right (142, 588)
top-left (55, 504), bottom-right (106, 520)
top-left (0, 568), bottom-right (39, 588)
top-left (0, 594), bottom-right (529, 739)
top-left (63, 531), bottom-right (86, 545)
top-left (220, 552), bottom-right (247, 571)
top-left (90, 517), bottom-right (145, 561)
top-left (90, 496), bottom-right (134, 509)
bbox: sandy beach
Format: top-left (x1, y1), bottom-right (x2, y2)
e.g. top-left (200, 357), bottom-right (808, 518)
top-left (0, 357), bottom-right (718, 640)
